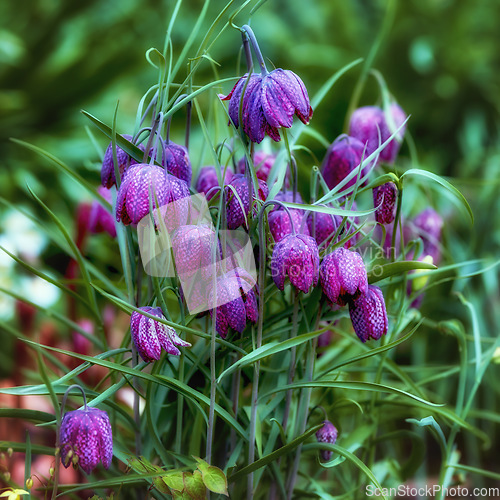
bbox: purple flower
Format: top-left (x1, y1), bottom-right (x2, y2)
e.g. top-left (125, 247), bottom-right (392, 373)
top-left (322, 136), bottom-right (368, 192)
top-left (412, 207), bottom-right (443, 264)
top-left (88, 186), bottom-right (116, 238)
top-left (60, 407), bottom-right (112, 474)
top-left (237, 151), bottom-right (286, 185)
top-left (373, 181), bottom-right (398, 225)
top-left (320, 248), bottom-right (368, 306)
top-left (130, 306), bottom-right (191, 362)
top-left (272, 190), bottom-right (303, 206)
top-left (306, 211), bottom-right (342, 247)
top-left (271, 233), bottom-right (319, 293)
top-left (268, 209), bottom-right (308, 242)
top-left (225, 174), bottom-right (269, 229)
top-left (349, 103), bottom-right (407, 164)
top-left (163, 142), bottom-right (192, 185)
top-left (220, 69), bottom-right (313, 144)
top-left (196, 165), bottom-right (234, 201)
top-left (101, 134), bottom-right (144, 188)
top-left (171, 224), bottom-right (218, 278)
top-left (316, 420), bottom-right (338, 461)
top-left (349, 285), bottom-right (388, 342)
top-left (209, 268), bottom-right (258, 338)
top-left (115, 164), bottom-right (190, 225)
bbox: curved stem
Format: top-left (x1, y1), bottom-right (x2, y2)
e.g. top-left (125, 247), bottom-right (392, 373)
top-left (290, 156), bottom-right (298, 203)
top-left (242, 25), bottom-right (268, 75)
top-left (241, 30), bottom-right (254, 73)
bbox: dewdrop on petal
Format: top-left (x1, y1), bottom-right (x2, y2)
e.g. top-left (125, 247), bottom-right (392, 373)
top-left (316, 420), bottom-right (338, 461)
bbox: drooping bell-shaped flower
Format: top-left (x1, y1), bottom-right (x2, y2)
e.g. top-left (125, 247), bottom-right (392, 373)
top-left (163, 142), bottom-right (192, 185)
top-left (60, 406), bottom-right (113, 474)
top-left (220, 69), bottom-right (312, 144)
top-left (306, 211), bottom-right (342, 247)
top-left (268, 208), bottom-right (308, 243)
top-left (349, 285), bottom-right (388, 342)
top-left (320, 247), bottom-right (368, 306)
top-left (101, 134), bottom-right (144, 188)
top-left (349, 103), bottom-right (407, 164)
top-left (373, 181), bottom-right (398, 225)
top-left (412, 207), bottom-right (443, 264)
top-left (115, 164), bottom-right (190, 225)
top-left (316, 420), bottom-right (338, 462)
top-left (271, 233), bottom-right (319, 293)
top-left (237, 151), bottom-right (284, 184)
top-left (224, 174), bottom-right (269, 229)
top-left (195, 165), bottom-right (234, 201)
top-left (209, 267), bottom-right (258, 338)
top-left (88, 186), bottom-right (116, 238)
top-left (322, 136), bottom-right (368, 192)
top-left (130, 306), bottom-right (191, 362)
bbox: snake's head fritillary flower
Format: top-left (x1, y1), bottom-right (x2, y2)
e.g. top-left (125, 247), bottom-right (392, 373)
top-left (163, 142), bottom-right (192, 185)
top-left (237, 151), bottom-right (286, 184)
top-left (115, 164), bottom-right (190, 225)
top-left (220, 68), bottom-right (313, 144)
top-left (268, 209), bottom-right (308, 243)
top-left (60, 407), bottom-right (113, 474)
top-left (349, 103), bottom-right (407, 164)
top-left (373, 181), bottom-right (398, 225)
top-left (316, 420), bottom-right (338, 461)
top-left (320, 247), bottom-right (368, 306)
top-left (306, 211), bottom-right (342, 247)
top-left (271, 233), bottom-right (319, 293)
top-left (349, 285), bottom-right (388, 342)
top-left (209, 267), bottom-right (258, 338)
top-left (88, 186), bottom-right (116, 238)
top-left (322, 136), bottom-right (368, 192)
top-left (130, 306), bottom-right (191, 362)
top-left (412, 207), bottom-right (443, 264)
top-left (101, 134), bottom-right (144, 188)
top-left (195, 165), bottom-right (234, 201)
top-left (225, 174), bottom-right (268, 229)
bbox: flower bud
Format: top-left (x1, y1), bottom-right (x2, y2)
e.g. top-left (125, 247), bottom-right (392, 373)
top-left (101, 134), bottom-right (143, 188)
top-left (26, 477), bottom-right (34, 490)
top-left (373, 181), bottom-right (398, 225)
top-left (316, 420), bottom-right (338, 461)
top-left (349, 285), bottom-right (388, 342)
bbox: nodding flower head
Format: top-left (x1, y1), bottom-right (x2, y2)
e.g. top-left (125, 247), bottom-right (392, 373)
top-left (101, 134), bottom-right (143, 188)
top-left (271, 233), bottom-right (319, 293)
top-left (412, 207), bottom-right (443, 264)
top-left (220, 69), bottom-right (313, 144)
top-left (373, 181), bottom-right (398, 225)
top-left (225, 174), bottom-right (268, 229)
top-left (130, 306), bottom-right (191, 362)
top-left (88, 186), bottom-right (116, 238)
top-left (316, 420), bottom-right (338, 461)
top-left (238, 151), bottom-right (284, 184)
top-left (209, 267), bottom-right (258, 339)
top-left (60, 406), bottom-right (113, 474)
top-left (115, 164), bottom-right (190, 225)
top-left (349, 103), bottom-right (407, 164)
top-left (306, 211), bottom-right (342, 247)
top-left (268, 209), bottom-right (308, 243)
top-left (322, 136), bottom-right (369, 192)
top-left (349, 285), bottom-right (388, 342)
top-left (163, 142), bottom-right (192, 185)
top-left (320, 247), bottom-right (368, 306)
top-left (195, 165), bottom-right (234, 200)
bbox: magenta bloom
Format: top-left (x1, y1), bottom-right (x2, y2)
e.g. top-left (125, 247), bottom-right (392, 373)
top-left (412, 207), bottom-right (443, 264)
top-left (88, 186), bottom-right (116, 238)
top-left (225, 174), bottom-right (269, 229)
top-left (349, 285), bottom-right (388, 342)
top-left (195, 165), bottom-right (234, 201)
top-left (349, 103), bottom-right (407, 164)
top-left (320, 248), bottom-right (368, 306)
top-left (373, 181), bottom-right (398, 225)
top-left (271, 233), bottom-right (319, 293)
top-left (163, 142), bottom-right (192, 185)
top-left (115, 164), bottom-right (190, 225)
top-left (268, 209), bottom-right (308, 242)
top-left (130, 306), bottom-right (191, 362)
top-left (101, 134), bottom-right (144, 188)
top-left (220, 69), bottom-right (313, 144)
top-left (322, 136), bottom-right (368, 192)
top-left (237, 151), bottom-right (285, 184)
top-left (316, 420), bottom-right (338, 461)
top-left (60, 407), bottom-right (112, 474)
top-left (307, 211), bottom-right (342, 247)
top-left (209, 268), bottom-right (258, 338)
